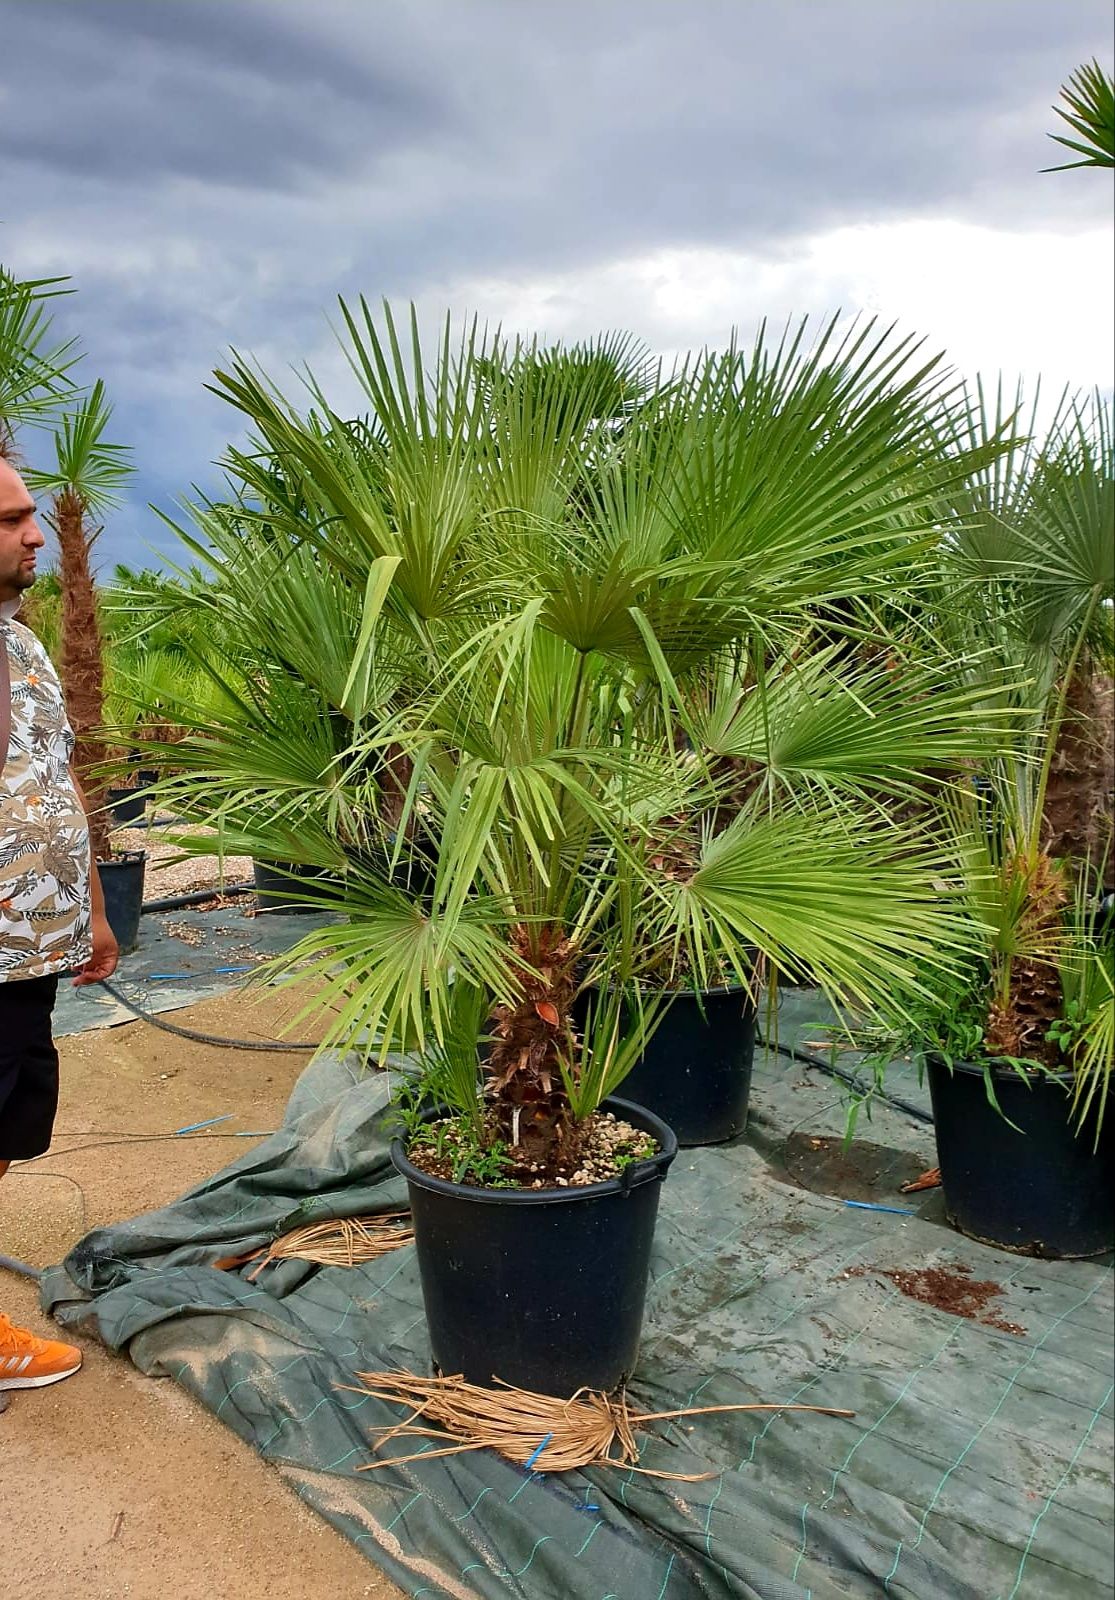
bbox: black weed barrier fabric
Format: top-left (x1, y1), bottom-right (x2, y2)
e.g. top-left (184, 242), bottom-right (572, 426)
top-left (42, 995), bottom-right (1114, 1600)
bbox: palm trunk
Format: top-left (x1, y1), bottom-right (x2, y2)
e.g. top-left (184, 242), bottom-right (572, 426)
top-left (1042, 670), bottom-right (1114, 893)
top-left (486, 925), bottom-right (581, 1176)
top-left (54, 487), bottom-right (112, 863)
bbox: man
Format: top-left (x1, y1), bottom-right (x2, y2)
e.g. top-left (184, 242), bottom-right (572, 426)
top-left (1, 453), bottom-right (119, 1393)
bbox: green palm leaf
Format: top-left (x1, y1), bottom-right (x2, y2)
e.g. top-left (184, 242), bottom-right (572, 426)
top-left (1045, 59), bottom-right (1115, 170)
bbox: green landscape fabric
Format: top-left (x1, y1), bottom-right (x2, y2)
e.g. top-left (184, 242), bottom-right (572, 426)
top-left (41, 992), bottom-right (1114, 1600)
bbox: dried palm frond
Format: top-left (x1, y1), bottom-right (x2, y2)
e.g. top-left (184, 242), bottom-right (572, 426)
top-left (343, 1369), bottom-right (853, 1479)
top-left (245, 1212), bottom-right (413, 1278)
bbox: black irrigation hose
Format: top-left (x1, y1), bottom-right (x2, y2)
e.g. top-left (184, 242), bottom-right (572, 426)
top-left (756, 1029), bottom-right (935, 1127)
top-left (0, 1252), bottom-right (41, 1281)
top-left (140, 881), bottom-right (255, 914)
top-left (98, 978), bottom-right (318, 1052)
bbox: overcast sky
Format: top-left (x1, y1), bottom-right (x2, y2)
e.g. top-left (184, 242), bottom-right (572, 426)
top-left (3, 0), bottom-right (1112, 570)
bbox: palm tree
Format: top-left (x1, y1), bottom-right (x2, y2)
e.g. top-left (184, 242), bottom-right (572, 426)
top-left (0, 268), bottom-right (79, 456)
top-left (929, 384), bottom-right (1113, 1079)
top-left (26, 383), bottom-right (133, 861)
top-left (132, 306), bottom-right (1012, 1178)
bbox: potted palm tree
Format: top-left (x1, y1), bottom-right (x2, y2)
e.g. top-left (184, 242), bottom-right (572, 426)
top-left (26, 384), bottom-right (143, 948)
top-left (855, 389), bottom-right (1114, 1257)
top-left (593, 633), bottom-right (1011, 1145)
top-left (131, 306), bottom-right (1012, 1392)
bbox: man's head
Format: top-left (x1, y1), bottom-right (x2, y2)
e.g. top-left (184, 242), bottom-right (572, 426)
top-left (0, 455), bottom-right (45, 604)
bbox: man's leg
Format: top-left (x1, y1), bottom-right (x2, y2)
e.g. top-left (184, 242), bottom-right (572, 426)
top-left (1, 975), bottom-right (83, 1391)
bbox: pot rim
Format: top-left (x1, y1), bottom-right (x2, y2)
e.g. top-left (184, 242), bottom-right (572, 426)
top-left (391, 1094), bottom-right (678, 1207)
top-left (578, 978), bottom-right (757, 1001)
top-left (98, 848), bottom-right (148, 867)
top-left (926, 1053), bottom-right (1076, 1087)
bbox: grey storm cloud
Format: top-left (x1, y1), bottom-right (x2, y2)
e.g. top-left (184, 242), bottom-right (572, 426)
top-left (3, 0), bottom-right (441, 190)
top-left (1, 0), bottom-right (1111, 567)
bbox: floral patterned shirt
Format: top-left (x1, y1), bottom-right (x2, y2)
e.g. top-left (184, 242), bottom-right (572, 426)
top-left (1, 612), bottom-right (92, 982)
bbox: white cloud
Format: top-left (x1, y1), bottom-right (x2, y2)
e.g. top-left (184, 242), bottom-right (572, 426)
top-left (410, 219), bottom-right (1113, 402)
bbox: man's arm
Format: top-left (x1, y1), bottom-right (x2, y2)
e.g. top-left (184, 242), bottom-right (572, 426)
top-left (68, 767), bottom-right (119, 986)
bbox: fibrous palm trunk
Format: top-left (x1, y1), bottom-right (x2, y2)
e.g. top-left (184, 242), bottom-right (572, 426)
top-left (1042, 670), bottom-right (1115, 893)
top-left (486, 925), bottom-right (581, 1176)
top-left (53, 486), bottom-right (112, 863)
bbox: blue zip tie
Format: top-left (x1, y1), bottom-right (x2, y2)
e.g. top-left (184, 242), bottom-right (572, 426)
top-left (174, 1114), bottom-right (234, 1136)
top-left (148, 973), bottom-right (193, 981)
top-left (213, 964), bottom-right (256, 974)
top-left (844, 1200), bottom-right (915, 1216)
top-left (523, 1432), bottom-right (553, 1471)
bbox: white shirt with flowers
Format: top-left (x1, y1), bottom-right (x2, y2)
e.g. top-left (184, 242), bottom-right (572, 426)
top-left (1, 607), bottom-right (92, 982)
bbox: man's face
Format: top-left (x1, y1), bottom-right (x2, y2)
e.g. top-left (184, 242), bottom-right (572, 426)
top-left (0, 458), bottom-right (46, 604)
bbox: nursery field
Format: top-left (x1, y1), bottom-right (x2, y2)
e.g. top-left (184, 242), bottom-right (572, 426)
top-left (3, 119), bottom-right (1113, 1600)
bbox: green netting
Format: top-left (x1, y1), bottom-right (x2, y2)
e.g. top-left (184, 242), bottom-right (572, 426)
top-left (41, 991), bottom-right (1113, 1600)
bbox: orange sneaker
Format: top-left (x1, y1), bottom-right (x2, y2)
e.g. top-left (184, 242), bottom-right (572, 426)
top-left (0, 1312), bottom-right (83, 1389)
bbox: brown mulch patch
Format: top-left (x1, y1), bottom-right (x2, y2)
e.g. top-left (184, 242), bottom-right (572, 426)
top-left (845, 1262), bottom-right (1027, 1336)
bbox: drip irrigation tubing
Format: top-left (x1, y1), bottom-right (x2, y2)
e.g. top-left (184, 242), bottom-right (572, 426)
top-left (140, 881), bottom-right (255, 914)
top-left (755, 1029), bottom-right (934, 1126)
top-left (97, 979), bottom-right (318, 1052)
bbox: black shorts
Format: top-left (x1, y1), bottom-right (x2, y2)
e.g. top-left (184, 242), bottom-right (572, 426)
top-left (0, 975), bottom-right (61, 1161)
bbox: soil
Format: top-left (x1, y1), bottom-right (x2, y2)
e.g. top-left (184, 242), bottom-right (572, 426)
top-left (407, 1108), bottom-right (657, 1188)
top-left (845, 1261), bottom-right (1026, 1337)
top-left (0, 983), bottom-right (402, 1600)
top-left (776, 1132), bottom-right (930, 1203)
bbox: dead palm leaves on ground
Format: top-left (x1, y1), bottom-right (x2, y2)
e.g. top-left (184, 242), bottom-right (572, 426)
top-left (344, 1369), bottom-right (854, 1479)
top-left (241, 1212), bottom-right (414, 1278)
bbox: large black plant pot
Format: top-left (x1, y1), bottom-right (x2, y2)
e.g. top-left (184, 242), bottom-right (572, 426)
top-left (574, 985), bottom-right (756, 1147)
top-left (97, 850), bottom-right (147, 954)
top-left (106, 786), bottom-right (146, 827)
top-left (251, 859), bottom-right (341, 914)
top-left (391, 1096), bottom-right (678, 1395)
top-left (627, 987), bottom-right (756, 1146)
top-left (927, 1057), bottom-right (1114, 1259)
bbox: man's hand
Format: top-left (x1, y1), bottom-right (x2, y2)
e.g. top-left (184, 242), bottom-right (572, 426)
top-left (72, 912), bottom-right (119, 986)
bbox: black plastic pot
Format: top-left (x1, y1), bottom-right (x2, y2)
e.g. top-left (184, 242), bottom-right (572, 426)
top-left (391, 1096), bottom-right (678, 1394)
top-left (574, 985), bottom-right (756, 1146)
top-left (97, 850), bottom-right (147, 954)
top-left (106, 786), bottom-right (146, 827)
top-left (927, 1057), bottom-right (1113, 1259)
top-left (629, 987), bottom-right (756, 1146)
top-left (251, 859), bottom-right (340, 914)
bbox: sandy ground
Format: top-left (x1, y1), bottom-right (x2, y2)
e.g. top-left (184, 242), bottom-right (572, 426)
top-left (0, 984), bottom-right (404, 1600)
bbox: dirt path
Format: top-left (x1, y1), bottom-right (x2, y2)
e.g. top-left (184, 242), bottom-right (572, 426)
top-left (0, 984), bottom-right (404, 1600)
